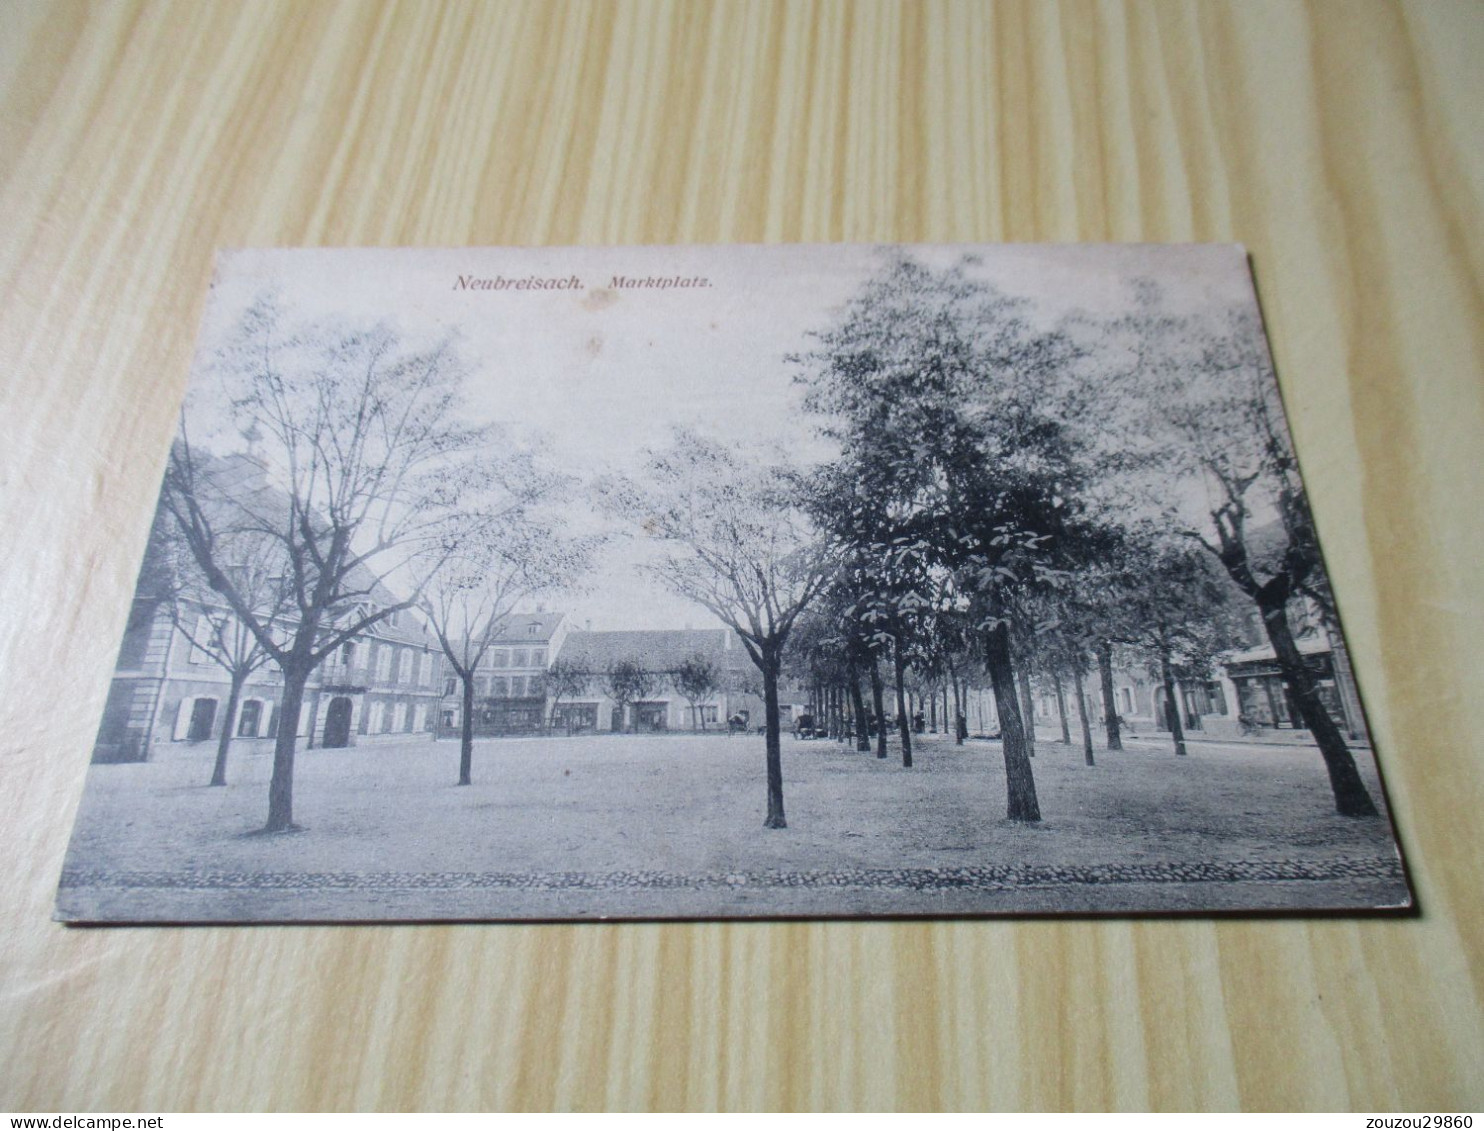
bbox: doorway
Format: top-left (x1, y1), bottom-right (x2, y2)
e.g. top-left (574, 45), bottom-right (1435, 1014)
top-left (323, 696), bottom-right (354, 748)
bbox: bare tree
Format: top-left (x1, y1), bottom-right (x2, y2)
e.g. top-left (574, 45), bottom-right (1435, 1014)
top-left (161, 501), bottom-right (291, 786)
top-left (420, 446), bottom-right (595, 784)
top-left (614, 431), bottom-right (830, 828)
top-left (163, 297), bottom-right (485, 831)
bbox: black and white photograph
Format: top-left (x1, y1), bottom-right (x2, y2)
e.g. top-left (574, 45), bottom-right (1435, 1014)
top-left (56, 243), bottom-right (1411, 922)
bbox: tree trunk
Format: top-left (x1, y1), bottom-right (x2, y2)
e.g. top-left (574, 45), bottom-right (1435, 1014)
top-left (849, 671), bottom-right (871, 752)
top-left (1259, 597), bottom-right (1379, 817)
top-left (209, 669), bottom-right (246, 787)
top-left (928, 691), bottom-right (937, 733)
top-left (1160, 648), bottom-right (1188, 757)
top-left (1098, 641), bottom-right (1123, 751)
top-left (762, 650), bottom-right (786, 828)
top-left (1052, 672), bottom-right (1071, 745)
top-left (870, 664), bottom-right (888, 759)
top-left (459, 671), bottom-right (476, 785)
top-left (1074, 666), bottom-right (1095, 766)
top-left (893, 640), bottom-right (913, 768)
top-left (265, 664), bottom-right (308, 832)
top-left (945, 655), bottom-right (965, 744)
top-left (985, 623), bottom-right (1040, 822)
top-left (1018, 668), bottom-right (1036, 757)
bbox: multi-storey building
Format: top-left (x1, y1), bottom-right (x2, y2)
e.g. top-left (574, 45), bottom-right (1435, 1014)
top-left (91, 499), bottom-right (443, 762)
top-left (435, 612), bottom-right (570, 735)
top-left (307, 603), bottom-right (444, 747)
top-left (435, 619), bottom-right (809, 736)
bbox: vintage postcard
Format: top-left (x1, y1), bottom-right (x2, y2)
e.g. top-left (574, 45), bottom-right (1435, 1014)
top-left (57, 244), bottom-right (1411, 921)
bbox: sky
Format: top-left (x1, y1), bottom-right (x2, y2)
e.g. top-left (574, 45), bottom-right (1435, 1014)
top-left (183, 243), bottom-right (1265, 631)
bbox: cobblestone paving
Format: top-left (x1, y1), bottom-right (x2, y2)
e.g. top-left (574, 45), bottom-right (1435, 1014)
top-left (60, 856), bottom-right (1404, 893)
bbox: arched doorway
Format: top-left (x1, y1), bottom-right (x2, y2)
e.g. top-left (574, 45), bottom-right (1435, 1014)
top-left (323, 697), bottom-right (354, 748)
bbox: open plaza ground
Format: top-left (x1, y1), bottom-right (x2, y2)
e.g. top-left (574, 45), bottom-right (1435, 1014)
top-left (56, 728), bottom-right (1409, 921)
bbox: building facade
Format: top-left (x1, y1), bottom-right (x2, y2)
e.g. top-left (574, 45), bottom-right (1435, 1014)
top-left (435, 612), bottom-right (570, 736)
top-left (435, 620), bottom-right (808, 736)
top-left (1027, 622), bottom-right (1367, 743)
top-left (91, 500), bottom-right (444, 762)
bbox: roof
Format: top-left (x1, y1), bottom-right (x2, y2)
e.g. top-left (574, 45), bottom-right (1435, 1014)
top-left (557, 628), bottom-right (750, 673)
top-left (1223, 632), bottom-right (1333, 666)
top-left (487, 611), bottom-right (566, 644)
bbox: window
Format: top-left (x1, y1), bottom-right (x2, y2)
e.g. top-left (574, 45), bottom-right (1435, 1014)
top-left (510, 676), bottom-right (526, 698)
top-left (341, 641), bottom-right (355, 667)
top-left (237, 700), bottom-right (263, 737)
top-left (398, 649), bottom-right (413, 684)
top-left (531, 650), bottom-right (545, 667)
top-left (188, 614), bottom-right (211, 664)
top-left (527, 673), bottom-right (543, 698)
top-left (420, 653), bottom-right (432, 686)
top-left (376, 646), bottom-right (392, 681)
top-left (1120, 687), bottom-right (1134, 714)
top-left (175, 697), bottom-right (217, 741)
top-left (491, 649), bottom-right (508, 668)
top-left (444, 677), bottom-right (458, 697)
top-left (475, 676), bottom-right (489, 697)
top-left (413, 704), bottom-right (427, 733)
top-left (1206, 681), bottom-right (1229, 716)
top-left (392, 702), bottom-right (407, 732)
top-left (527, 623), bottom-right (540, 636)
top-left (490, 676), bottom-right (508, 698)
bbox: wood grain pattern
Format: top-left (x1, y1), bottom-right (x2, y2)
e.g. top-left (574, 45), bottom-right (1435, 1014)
top-left (1, 0), bottom-right (1481, 1111)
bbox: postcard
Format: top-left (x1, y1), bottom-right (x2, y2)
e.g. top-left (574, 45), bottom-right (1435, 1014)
top-left (56, 244), bottom-right (1411, 921)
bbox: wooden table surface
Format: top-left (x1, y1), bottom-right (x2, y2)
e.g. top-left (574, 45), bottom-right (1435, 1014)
top-left (2, 0), bottom-right (1481, 1112)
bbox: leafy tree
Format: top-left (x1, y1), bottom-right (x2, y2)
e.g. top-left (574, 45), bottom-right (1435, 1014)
top-left (1105, 537), bottom-right (1243, 757)
top-left (603, 659), bottom-right (657, 733)
top-left (673, 651), bottom-right (721, 731)
top-left (545, 657), bottom-right (590, 732)
top-left (614, 431), bottom-right (830, 827)
top-left (1142, 301), bottom-right (1380, 815)
top-left (799, 256), bottom-right (1101, 821)
top-left (420, 445), bottom-right (595, 784)
top-left (164, 297), bottom-right (484, 831)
